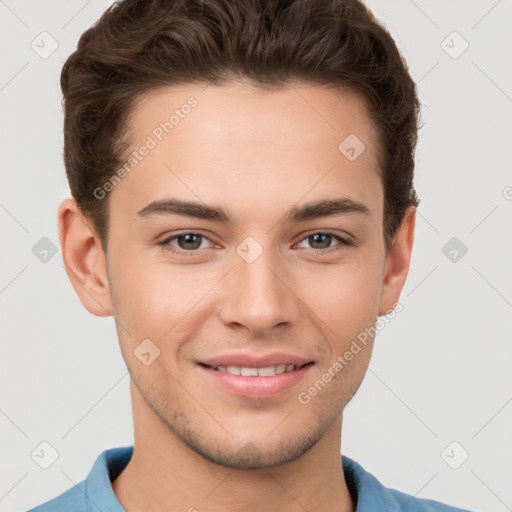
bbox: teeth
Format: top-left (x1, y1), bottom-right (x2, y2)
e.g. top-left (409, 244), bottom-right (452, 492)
top-left (211, 364), bottom-right (298, 376)
top-left (226, 365), bottom-right (240, 375)
top-left (258, 366), bottom-right (277, 377)
top-left (241, 367), bottom-right (258, 377)
top-left (275, 364), bottom-right (286, 374)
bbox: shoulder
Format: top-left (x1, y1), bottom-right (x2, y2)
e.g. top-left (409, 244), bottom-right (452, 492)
top-left (25, 481), bottom-right (87, 512)
top-left (25, 446), bottom-right (133, 512)
top-left (385, 486), bottom-right (475, 512)
top-left (342, 455), bottom-right (476, 512)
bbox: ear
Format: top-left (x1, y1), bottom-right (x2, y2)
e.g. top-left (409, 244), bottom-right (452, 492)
top-left (378, 206), bottom-right (416, 316)
top-left (58, 198), bottom-right (113, 317)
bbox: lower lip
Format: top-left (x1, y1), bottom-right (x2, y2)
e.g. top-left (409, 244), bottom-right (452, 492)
top-left (198, 364), bottom-right (314, 399)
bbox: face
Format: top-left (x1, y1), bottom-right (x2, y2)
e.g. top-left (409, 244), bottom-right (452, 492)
top-left (68, 82), bottom-right (412, 470)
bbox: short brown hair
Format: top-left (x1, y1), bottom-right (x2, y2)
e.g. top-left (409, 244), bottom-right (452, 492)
top-left (61, 0), bottom-right (421, 252)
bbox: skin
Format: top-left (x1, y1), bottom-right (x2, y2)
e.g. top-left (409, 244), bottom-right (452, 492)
top-left (58, 82), bottom-right (415, 512)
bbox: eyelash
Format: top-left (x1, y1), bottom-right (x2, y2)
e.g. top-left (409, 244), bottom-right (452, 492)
top-left (158, 231), bottom-right (353, 256)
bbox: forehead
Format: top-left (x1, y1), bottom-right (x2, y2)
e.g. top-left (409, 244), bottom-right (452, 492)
top-left (111, 82), bottom-right (383, 223)
top-left (128, 81), bottom-right (379, 162)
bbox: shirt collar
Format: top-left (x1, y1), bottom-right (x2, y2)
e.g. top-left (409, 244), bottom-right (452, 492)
top-left (342, 455), bottom-right (401, 510)
top-left (84, 446), bottom-right (133, 512)
top-left (85, 445), bottom-right (397, 511)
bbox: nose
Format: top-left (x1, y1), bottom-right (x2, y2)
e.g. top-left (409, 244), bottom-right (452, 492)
top-left (217, 246), bottom-right (300, 336)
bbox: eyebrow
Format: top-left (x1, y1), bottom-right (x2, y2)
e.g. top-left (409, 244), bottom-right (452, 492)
top-left (137, 197), bottom-right (371, 223)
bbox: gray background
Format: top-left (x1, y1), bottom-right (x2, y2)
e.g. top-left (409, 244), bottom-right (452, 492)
top-left (1, 1), bottom-right (511, 511)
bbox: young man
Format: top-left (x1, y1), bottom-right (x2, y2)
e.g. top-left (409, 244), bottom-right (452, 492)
top-left (29, 0), bottom-right (475, 511)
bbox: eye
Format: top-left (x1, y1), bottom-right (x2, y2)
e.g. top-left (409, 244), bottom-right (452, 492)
top-left (159, 232), bottom-right (214, 254)
top-left (296, 231), bottom-right (353, 252)
top-left (158, 230), bottom-right (353, 256)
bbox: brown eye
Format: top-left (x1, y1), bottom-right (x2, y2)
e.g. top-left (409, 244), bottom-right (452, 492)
top-left (296, 232), bottom-right (352, 251)
top-left (159, 232), bottom-right (213, 254)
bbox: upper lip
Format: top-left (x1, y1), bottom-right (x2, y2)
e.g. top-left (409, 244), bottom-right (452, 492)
top-left (198, 353), bottom-right (314, 368)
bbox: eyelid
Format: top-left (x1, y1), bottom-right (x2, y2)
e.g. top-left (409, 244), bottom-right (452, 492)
top-left (159, 230), bottom-right (217, 250)
top-left (159, 229), bottom-right (354, 255)
top-left (297, 229), bottom-right (353, 243)
top-left (294, 230), bottom-right (354, 250)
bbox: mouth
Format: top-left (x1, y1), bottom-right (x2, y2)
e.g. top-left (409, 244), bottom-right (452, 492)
top-left (196, 360), bottom-right (315, 399)
top-left (198, 361), bottom-right (314, 376)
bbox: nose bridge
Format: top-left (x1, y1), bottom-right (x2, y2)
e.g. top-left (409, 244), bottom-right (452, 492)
top-left (218, 241), bottom-right (299, 334)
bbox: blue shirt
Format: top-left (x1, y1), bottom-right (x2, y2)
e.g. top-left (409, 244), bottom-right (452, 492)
top-left (27, 445), bottom-right (475, 512)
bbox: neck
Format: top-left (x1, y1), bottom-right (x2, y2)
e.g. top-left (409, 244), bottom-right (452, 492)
top-left (112, 384), bottom-right (356, 512)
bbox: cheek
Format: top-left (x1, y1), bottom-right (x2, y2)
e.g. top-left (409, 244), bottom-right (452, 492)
top-left (300, 258), bottom-right (382, 326)
top-left (297, 255), bottom-right (383, 381)
top-left (107, 248), bottom-right (170, 332)
top-left (108, 237), bottom-right (384, 346)
top-left (108, 250), bottom-right (211, 343)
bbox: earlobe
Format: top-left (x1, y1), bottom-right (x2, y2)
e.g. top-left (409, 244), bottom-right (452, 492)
top-left (378, 206), bottom-right (416, 316)
top-left (58, 198), bottom-right (114, 317)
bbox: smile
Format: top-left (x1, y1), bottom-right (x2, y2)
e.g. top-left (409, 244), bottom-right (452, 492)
top-left (197, 362), bottom-right (315, 398)
top-left (200, 362), bottom-right (313, 377)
